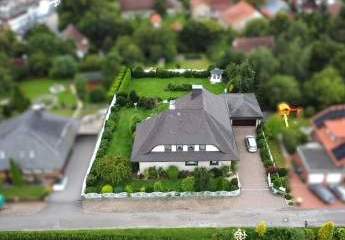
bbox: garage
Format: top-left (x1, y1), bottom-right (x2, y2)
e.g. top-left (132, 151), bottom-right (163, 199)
top-left (232, 119), bottom-right (257, 126)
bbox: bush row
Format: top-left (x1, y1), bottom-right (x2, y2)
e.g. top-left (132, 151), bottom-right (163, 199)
top-left (118, 68), bottom-right (132, 94)
top-left (256, 124), bottom-right (290, 194)
top-left (117, 91), bottom-right (157, 110)
top-left (107, 67), bottom-right (127, 100)
top-left (165, 83), bottom-right (192, 92)
top-left (132, 66), bottom-right (209, 79)
top-left (1, 227), bottom-right (344, 240)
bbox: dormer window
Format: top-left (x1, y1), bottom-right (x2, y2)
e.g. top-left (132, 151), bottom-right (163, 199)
top-left (164, 145), bottom-right (172, 152)
top-left (199, 145), bottom-right (206, 151)
top-left (188, 145), bottom-right (194, 151)
top-left (177, 145), bottom-right (183, 152)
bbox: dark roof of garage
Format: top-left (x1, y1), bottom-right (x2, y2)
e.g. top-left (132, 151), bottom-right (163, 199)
top-left (224, 93), bottom-right (264, 119)
top-left (297, 143), bottom-right (341, 172)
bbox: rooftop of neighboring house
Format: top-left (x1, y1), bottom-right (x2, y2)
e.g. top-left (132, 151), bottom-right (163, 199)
top-left (62, 24), bottom-right (89, 53)
top-left (221, 1), bottom-right (262, 27)
top-left (0, 106), bottom-right (79, 172)
top-left (232, 36), bottom-right (275, 54)
top-left (313, 104), bottom-right (345, 166)
top-left (297, 142), bottom-right (341, 172)
top-left (131, 86), bottom-right (263, 163)
top-left (210, 67), bottom-right (224, 75)
top-left (0, 0), bottom-right (39, 20)
top-left (119, 0), bottom-right (181, 12)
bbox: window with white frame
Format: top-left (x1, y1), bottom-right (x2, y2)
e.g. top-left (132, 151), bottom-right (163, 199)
top-left (185, 161), bottom-right (198, 166)
top-left (164, 145), bottom-right (172, 152)
top-left (210, 161), bottom-right (219, 166)
top-left (177, 145), bottom-right (183, 152)
top-left (188, 145), bottom-right (194, 151)
top-left (199, 144), bottom-right (206, 151)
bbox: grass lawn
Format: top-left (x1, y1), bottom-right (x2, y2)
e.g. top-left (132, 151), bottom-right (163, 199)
top-left (0, 185), bottom-right (50, 202)
top-left (129, 77), bottom-right (225, 99)
top-left (107, 104), bottom-right (168, 159)
top-left (19, 79), bottom-right (77, 117)
top-left (166, 57), bottom-right (211, 69)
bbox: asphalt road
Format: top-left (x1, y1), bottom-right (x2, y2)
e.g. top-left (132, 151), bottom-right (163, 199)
top-left (1, 135), bottom-right (345, 231)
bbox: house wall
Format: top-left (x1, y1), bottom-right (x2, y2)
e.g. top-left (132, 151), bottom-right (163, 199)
top-left (139, 161), bottom-right (232, 173)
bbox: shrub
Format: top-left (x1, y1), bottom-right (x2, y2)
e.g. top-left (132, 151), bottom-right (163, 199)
top-left (129, 115), bottom-right (141, 133)
top-left (282, 128), bottom-right (307, 154)
top-left (229, 162), bottom-right (236, 174)
top-left (193, 167), bottom-right (210, 191)
top-left (318, 221), bottom-right (335, 240)
top-left (153, 181), bottom-right (164, 192)
top-left (181, 177), bottom-right (195, 192)
top-left (229, 178), bottom-right (239, 191)
top-left (335, 228), bottom-right (345, 240)
top-left (167, 166), bottom-right (179, 180)
top-left (285, 194), bottom-right (292, 200)
top-left (125, 185), bottom-right (134, 193)
top-left (215, 178), bottom-right (228, 191)
top-left (94, 156), bottom-right (131, 187)
top-left (256, 221), bottom-right (268, 238)
top-left (101, 184), bottom-right (113, 193)
top-left (114, 186), bottom-right (124, 193)
top-left (157, 167), bottom-right (167, 178)
top-left (9, 160), bottom-right (24, 186)
top-left (89, 87), bottom-right (106, 103)
top-left (49, 55), bottom-right (78, 79)
top-left (86, 173), bottom-right (98, 186)
top-left (145, 167), bottom-right (158, 179)
top-left (304, 229), bottom-right (316, 240)
top-left (278, 168), bottom-right (289, 177)
top-left (138, 97), bottom-right (156, 109)
top-left (209, 168), bottom-right (223, 178)
top-left (144, 184), bottom-right (154, 193)
top-left (166, 83), bottom-right (192, 91)
top-left (290, 228), bottom-right (305, 240)
top-left (108, 67), bottom-right (126, 99)
top-left (129, 90), bottom-right (139, 104)
top-left (178, 170), bottom-right (191, 179)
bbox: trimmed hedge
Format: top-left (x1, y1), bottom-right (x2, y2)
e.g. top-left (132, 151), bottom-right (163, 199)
top-left (1, 227), bottom-right (344, 240)
top-left (118, 68), bottom-right (132, 94)
top-left (132, 67), bottom-right (209, 79)
top-left (107, 67), bottom-right (126, 100)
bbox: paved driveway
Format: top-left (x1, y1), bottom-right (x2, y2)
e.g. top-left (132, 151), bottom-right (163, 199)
top-left (48, 136), bottom-right (97, 203)
top-left (233, 126), bottom-right (287, 209)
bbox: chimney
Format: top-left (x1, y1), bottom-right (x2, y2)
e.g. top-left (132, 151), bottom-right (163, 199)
top-left (192, 84), bottom-right (203, 98)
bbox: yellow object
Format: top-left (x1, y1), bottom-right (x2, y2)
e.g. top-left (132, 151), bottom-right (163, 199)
top-left (278, 102), bottom-right (291, 128)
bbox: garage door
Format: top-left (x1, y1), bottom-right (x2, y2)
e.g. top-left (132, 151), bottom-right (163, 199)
top-left (326, 173), bottom-right (342, 184)
top-left (232, 119), bottom-right (257, 126)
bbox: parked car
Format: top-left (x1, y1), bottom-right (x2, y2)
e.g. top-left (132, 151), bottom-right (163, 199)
top-left (329, 185), bottom-right (345, 202)
top-left (245, 135), bottom-right (257, 153)
top-left (309, 184), bottom-right (336, 204)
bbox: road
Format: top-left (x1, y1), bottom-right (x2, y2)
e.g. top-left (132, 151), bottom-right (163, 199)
top-left (1, 135), bottom-right (345, 231)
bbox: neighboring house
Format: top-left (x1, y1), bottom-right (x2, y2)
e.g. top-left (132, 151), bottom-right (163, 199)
top-left (119, 0), bottom-right (181, 17)
top-left (131, 85), bottom-right (263, 173)
top-left (0, 0), bottom-right (57, 35)
top-left (260, 0), bottom-right (289, 17)
top-left (190, 0), bottom-right (233, 19)
top-left (78, 71), bottom-right (104, 91)
top-left (210, 68), bottom-right (224, 84)
top-left (232, 36), bottom-right (275, 54)
top-left (220, 1), bottom-right (263, 30)
top-left (62, 24), bottom-right (90, 59)
top-left (293, 105), bottom-right (345, 185)
top-left (0, 106), bottom-right (79, 184)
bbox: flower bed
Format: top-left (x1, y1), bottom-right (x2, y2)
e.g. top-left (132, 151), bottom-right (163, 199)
top-left (256, 124), bottom-right (290, 198)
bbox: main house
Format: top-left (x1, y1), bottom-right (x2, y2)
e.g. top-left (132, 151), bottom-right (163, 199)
top-left (131, 85), bottom-right (263, 173)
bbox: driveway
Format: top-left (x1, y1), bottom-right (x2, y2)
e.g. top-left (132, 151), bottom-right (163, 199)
top-left (233, 126), bottom-right (287, 209)
top-left (48, 136), bottom-right (97, 203)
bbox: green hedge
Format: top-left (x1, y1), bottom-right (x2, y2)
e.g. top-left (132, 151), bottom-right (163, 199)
top-left (1, 227), bottom-right (344, 240)
top-left (132, 67), bottom-right (209, 79)
top-left (107, 67), bottom-right (126, 100)
top-left (118, 68), bottom-right (132, 94)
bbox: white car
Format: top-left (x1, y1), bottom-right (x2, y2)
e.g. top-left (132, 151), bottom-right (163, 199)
top-left (245, 135), bottom-right (257, 153)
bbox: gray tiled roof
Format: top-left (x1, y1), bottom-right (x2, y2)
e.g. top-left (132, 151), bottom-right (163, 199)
top-left (0, 109), bottom-right (79, 172)
top-left (132, 88), bottom-right (263, 163)
top-left (224, 93), bottom-right (263, 119)
top-left (210, 68), bottom-right (224, 75)
top-left (297, 143), bottom-right (342, 173)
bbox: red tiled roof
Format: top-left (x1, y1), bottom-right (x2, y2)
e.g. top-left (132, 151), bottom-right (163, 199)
top-left (232, 36), bottom-right (275, 53)
top-left (62, 24), bottom-right (89, 53)
top-left (325, 120), bottom-right (345, 138)
top-left (221, 1), bottom-right (260, 26)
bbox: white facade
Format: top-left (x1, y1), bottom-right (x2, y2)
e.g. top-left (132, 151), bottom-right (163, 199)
top-left (308, 173), bottom-right (325, 184)
top-left (210, 73), bottom-right (222, 84)
top-left (139, 160), bottom-right (232, 173)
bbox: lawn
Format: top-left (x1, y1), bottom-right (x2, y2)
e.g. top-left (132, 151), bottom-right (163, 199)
top-left (129, 77), bottom-right (225, 99)
top-left (107, 104), bottom-right (168, 159)
top-left (19, 79), bottom-right (78, 117)
top-left (0, 185), bottom-right (50, 202)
